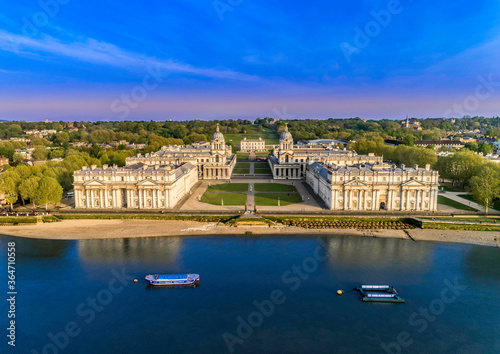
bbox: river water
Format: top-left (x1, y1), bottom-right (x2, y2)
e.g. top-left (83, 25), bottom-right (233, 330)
top-left (1, 234), bottom-right (499, 353)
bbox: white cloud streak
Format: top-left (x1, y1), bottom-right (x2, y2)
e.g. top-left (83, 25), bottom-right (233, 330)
top-left (0, 30), bottom-right (261, 82)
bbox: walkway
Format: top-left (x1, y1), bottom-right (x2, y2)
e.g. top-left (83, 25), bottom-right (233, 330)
top-left (439, 191), bottom-right (500, 214)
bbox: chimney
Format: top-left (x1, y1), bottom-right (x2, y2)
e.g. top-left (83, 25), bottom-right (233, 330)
top-left (91, 164), bottom-right (96, 170)
top-left (414, 164), bottom-right (418, 169)
top-left (401, 164), bottom-right (405, 169)
top-left (425, 164), bottom-right (430, 171)
top-left (102, 164), bottom-right (108, 169)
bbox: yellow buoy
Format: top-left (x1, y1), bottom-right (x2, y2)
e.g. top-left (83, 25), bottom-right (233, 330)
top-left (134, 279), bottom-right (138, 283)
top-left (337, 290), bottom-right (343, 296)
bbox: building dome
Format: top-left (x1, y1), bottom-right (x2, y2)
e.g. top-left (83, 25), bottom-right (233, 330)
top-left (212, 124), bottom-right (224, 141)
top-left (280, 124), bottom-right (293, 141)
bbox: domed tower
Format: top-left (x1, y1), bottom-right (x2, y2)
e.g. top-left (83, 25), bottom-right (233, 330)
top-left (279, 123), bottom-right (293, 152)
top-left (211, 123), bottom-right (226, 152)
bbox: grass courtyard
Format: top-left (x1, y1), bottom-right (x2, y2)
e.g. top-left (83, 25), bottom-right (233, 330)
top-left (233, 162), bottom-right (250, 174)
top-left (255, 192), bottom-right (303, 206)
top-left (201, 192), bottom-right (247, 206)
top-left (205, 183), bottom-right (249, 192)
top-left (254, 183), bottom-right (297, 192)
top-left (201, 183), bottom-right (249, 205)
top-left (254, 184), bottom-right (302, 206)
top-left (253, 162), bottom-right (271, 175)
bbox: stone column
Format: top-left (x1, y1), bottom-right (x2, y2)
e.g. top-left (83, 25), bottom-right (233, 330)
top-left (138, 189), bottom-right (142, 208)
top-left (152, 189), bottom-right (156, 208)
top-left (343, 189), bottom-right (346, 210)
top-left (348, 190), bottom-right (352, 210)
top-left (406, 190), bottom-right (410, 210)
top-left (89, 189), bottom-right (94, 208)
top-left (415, 189), bottom-right (419, 211)
top-left (333, 189), bottom-right (337, 210)
top-left (371, 189), bottom-right (376, 210)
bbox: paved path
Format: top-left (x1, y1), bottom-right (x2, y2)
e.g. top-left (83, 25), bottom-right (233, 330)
top-left (249, 163), bottom-right (255, 175)
top-left (247, 183), bottom-right (255, 210)
top-left (440, 191), bottom-right (500, 214)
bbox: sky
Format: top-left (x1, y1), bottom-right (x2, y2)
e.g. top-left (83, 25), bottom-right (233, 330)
top-left (0, 0), bottom-right (500, 121)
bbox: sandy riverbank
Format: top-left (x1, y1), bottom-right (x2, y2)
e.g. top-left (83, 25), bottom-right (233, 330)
top-left (0, 219), bottom-right (499, 247)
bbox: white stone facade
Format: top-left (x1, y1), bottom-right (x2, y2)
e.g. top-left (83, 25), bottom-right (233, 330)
top-left (306, 162), bottom-right (439, 211)
top-left (240, 137), bottom-right (266, 152)
top-left (268, 124), bottom-right (383, 179)
top-left (73, 162), bottom-right (198, 210)
top-left (125, 124), bottom-right (236, 180)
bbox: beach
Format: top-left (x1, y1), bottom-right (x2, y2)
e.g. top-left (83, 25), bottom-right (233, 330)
top-left (1, 219), bottom-right (499, 247)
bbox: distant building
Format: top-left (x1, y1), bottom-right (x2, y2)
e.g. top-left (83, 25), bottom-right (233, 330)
top-left (401, 115), bottom-right (422, 131)
top-left (73, 162), bottom-right (198, 209)
top-left (240, 137), bottom-right (266, 152)
top-left (413, 139), bottom-right (464, 150)
top-left (306, 162), bottom-right (439, 211)
top-left (0, 156), bottom-right (9, 166)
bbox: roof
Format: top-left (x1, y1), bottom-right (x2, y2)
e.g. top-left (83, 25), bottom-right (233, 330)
top-left (309, 162), bottom-right (330, 181)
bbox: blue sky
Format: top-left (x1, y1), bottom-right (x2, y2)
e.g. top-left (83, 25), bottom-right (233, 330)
top-left (1, 0), bottom-right (499, 121)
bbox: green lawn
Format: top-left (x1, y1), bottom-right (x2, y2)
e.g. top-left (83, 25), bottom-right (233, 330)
top-left (254, 183), bottom-right (298, 192)
top-left (233, 162), bottom-right (250, 174)
top-left (439, 183), bottom-right (464, 192)
top-left (226, 126), bottom-right (279, 145)
top-left (254, 168), bottom-right (271, 175)
top-left (254, 162), bottom-right (269, 168)
top-left (201, 192), bottom-right (247, 206)
top-left (255, 192), bottom-right (303, 206)
top-left (206, 183), bottom-right (249, 192)
top-left (437, 195), bottom-right (477, 211)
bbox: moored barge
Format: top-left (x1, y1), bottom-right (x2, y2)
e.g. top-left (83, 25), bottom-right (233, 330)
top-left (145, 273), bottom-right (200, 287)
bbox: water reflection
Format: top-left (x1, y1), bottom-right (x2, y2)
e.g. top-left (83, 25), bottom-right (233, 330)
top-left (0, 235), bottom-right (70, 258)
top-left (77, 237), bottom-right (183, 263)
top-left (322, 236), bottom-right (433, 273)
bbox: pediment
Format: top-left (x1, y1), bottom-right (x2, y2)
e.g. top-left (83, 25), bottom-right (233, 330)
top-left (344, 179), bottom-right (368, 186)
top-left (137, 179), bottom-right (159, 187)
top-left (402, 179), bottom-right (425, 187)
top-left (83, 179), bottom-right (105, 186)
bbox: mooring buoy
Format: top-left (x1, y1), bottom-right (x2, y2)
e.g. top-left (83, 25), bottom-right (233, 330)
top-left (337, 290), bottom-right (343, 296)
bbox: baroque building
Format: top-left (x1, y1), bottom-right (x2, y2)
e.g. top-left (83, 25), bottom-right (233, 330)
top-left (268, 124), bottom-right (382, 179)
top-left (239, 137), bottom-right (266, 152)
top-left (126, 124), bottom-right (236, 180)
top-left (306, 162), bottom-right (439, 211)
top-left (73, 162), bottom-right (198, 209)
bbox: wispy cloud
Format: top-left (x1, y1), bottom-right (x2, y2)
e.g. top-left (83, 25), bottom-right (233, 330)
top-left (0, 30), bottom-right (261, 82)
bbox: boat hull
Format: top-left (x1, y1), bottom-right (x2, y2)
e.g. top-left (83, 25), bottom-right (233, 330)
top-left (145, 273), bottom-right (200, 287)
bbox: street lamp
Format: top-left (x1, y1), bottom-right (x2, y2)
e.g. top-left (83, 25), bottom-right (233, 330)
top-left (278, 197), bottom-right (280, 207)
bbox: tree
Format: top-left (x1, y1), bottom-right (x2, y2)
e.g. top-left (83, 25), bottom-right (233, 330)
top-left (34, 177), bottom-right (63, 210)
top-left (0, 177), bottom-right (17, 210)
top-left (54, 132), bottom-right (70, 146)
top-left (32, 146), bottom-right (48, 161)
top-left (402, 134), bottom-right (414, 146)
top-left (469, 165), bottom-right (500, 214)
top-left (434, 150), bottom-right (485, 188)
top-left (12, 152), bottom-right (23, 165)
top-left (18, 176), bottom-right (40, 207)
top-left (477, 142), bottom-right (492, 155)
